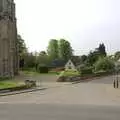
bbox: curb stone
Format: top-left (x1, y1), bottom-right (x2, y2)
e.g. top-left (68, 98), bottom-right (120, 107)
top-left (0, 87), bottom-right (47, 97)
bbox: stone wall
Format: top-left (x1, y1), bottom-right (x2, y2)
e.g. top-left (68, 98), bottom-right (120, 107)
top-left (0, 0), bottom-right (19, 77)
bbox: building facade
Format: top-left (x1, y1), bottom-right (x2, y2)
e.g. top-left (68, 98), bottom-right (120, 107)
top-left (0, 0), bottom-right (19, 77)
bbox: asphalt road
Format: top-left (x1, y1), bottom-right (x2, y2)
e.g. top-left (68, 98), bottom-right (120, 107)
top-left (0, 75), bottom-right (120, 120)
top-left (0, 104), bottom-right (120, 120)
top-left (89, 75), bottom-right (115, 84)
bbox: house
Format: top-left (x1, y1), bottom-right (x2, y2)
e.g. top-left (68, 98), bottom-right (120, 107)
top-left (65, 56), bottom-right (81, 71)
top-left (50, 59), bottom-right (66, 68)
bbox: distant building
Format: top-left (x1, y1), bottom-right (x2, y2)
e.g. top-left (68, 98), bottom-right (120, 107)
top-left (65, 56), bottom-right (81, 71)
top-left (0, 0), bottom-right (19, 77)
top-left (65, 60), bottom-right (77, 71)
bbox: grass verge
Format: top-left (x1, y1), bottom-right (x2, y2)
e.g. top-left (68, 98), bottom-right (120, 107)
top-left (0, 81), bottom-right (21, 89)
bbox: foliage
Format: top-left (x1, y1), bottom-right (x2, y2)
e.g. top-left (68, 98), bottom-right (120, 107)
top-left (80, 55), bottom-right (87, 63)
top-left (87, 51), bottom-right (99, 66)
top-left (47, 39), bottom-right (59, 60)
top-left (115, 51), bottom-right (120, 61)
top-left (59, 39), bottom-right (73, 61)
top-left (94, 57), bottom-right (115, 72)
top-left (17, 35), bottom-right (28, 68)
top-left (79, 67), bottom-right (93, 75)
top-left (87, 43), bottom-right (107, 66)
top-left (36, 51), bottom-right (50, 67)
top-left (23, 52), bottom-right (36, 69)
top-left (96, 43), bottom-right (107, 57)
top-left (59, 70), bottom-right (79, 77)
top-left (37, 64), bottom-right (49, 73)
top-left (17, 35), bottom-right (27, 57)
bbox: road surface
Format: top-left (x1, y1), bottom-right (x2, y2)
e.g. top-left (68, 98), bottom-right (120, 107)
top-left (0, 104), bottom-right (120, 120)
top-left (0, 75), bottom-right (120, 120)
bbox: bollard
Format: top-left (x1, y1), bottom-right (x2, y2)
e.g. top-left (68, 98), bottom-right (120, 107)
top-left (117, 80), bottom-right (119, 88)
top-left (113, 80), bottom-right (116, 88)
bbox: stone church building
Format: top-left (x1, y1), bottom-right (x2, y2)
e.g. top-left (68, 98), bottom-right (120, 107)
top-left (0, 0), bottom-right (19, 77)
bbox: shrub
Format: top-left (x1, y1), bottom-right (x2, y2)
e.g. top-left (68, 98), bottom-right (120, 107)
top-left (37, 64), bottom-right (49, 73)
top-left (80, 67), bottom-right (93, 75)
top-left (94, 57), bottom-right (115, 72)
top-left (59, 70), bottom-right (80, 77)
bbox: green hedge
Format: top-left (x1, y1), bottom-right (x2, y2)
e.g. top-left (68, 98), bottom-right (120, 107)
top-left (80, 67), bottom-right (93, 76)
top-left (37, 64), bottom-right (49, 73)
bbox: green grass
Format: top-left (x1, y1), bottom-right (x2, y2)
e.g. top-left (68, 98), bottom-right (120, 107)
top-left (22, 70), bottom-right (59, 76)
top-left (0, 81), bottom-right (21, 89)
top-left (22, 71), bottom-right (40, 76)
top-left (59, 70), bottom-right (80, 77)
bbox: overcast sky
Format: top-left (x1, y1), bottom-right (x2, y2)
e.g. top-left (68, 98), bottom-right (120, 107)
top-left (15, 0), bottom-right (120, 55)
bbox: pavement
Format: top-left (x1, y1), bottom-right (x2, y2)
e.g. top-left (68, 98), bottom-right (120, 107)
top-left (0, 75), bottom-right (120, 119)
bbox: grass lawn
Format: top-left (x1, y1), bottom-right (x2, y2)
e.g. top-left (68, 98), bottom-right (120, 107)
top-left (22, 71), bottom-right (40, 76)
top-left (0, 81), bottom-right (21, 89)
top-left (22, 70), bottom-right (59, 76)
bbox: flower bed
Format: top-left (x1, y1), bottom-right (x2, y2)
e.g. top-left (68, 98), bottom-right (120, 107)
top-left (57, 71), bottom-right (114, 82)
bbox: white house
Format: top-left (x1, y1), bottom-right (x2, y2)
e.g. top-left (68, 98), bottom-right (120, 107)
top-left (65, 59), bottom-right (78, 71)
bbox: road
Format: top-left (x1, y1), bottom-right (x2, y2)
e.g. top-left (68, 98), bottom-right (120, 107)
top-left (0, 104), bottom-right (120, 120)
top-left (0, 75), bottom-right (120, 120)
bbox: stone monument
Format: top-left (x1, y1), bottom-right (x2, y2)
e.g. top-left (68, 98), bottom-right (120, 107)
top-left (0, 0), bottom-right (19, 77)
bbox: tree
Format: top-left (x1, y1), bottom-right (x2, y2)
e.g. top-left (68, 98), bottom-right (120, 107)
top-left (17, 35), bottom-right (28, 68)
top-left (80, 55), bottom-right (87, 63)
top-left (87, 51), bottom-right (99, 66)
top-left (23, 52), bottom-right (36, 68)
top-left (87, 43), bottom-right (107, 66)
top-left (36, 51), bottom-right (50, 65)
top-left (94, 57), bottom-right (115, 72)
top-left (17, 35), bottom-right (27, 57)
top-left (47, 39), bottom-right (59, 60)
top-left (59, 39), bottom-right (73, 61)
top-left (96, 43), bottom-right (107, 57)
top-left (115, 51), bottom-right (120, 61)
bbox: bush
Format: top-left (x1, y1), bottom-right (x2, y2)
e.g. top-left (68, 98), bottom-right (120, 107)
top-left (59, 70), bottom-right (80, 77)
top-left (37, 64), bottom-right (49, 73)
top-left (80, 67), bottom-right (93, 75)
top-left (94, 57), bottom-right (115, 72)
top-left (94, 71), bottom-right (112, 77)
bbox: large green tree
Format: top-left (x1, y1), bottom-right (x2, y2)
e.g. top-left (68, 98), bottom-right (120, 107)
top-left (17, 35), bottom-right (28, 68)
top-left (47, 39), bottom-right (59, 60)
top-left (96, 43), bottom-right (107, 57)
top-left (59, 39), bottom-right (73, 61)
top-left (87, 51), bottom-right (99, 66)
top-left (17, 35), bottom-right (27, 57)
top-left (23, 52), bottom-right (36, 68)
top-left (94, 57), bottom-right (115, 72)
top-left (87, 43), bottom-right (107, 66)
top-left (36, 51), bottom-right (50, 66)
